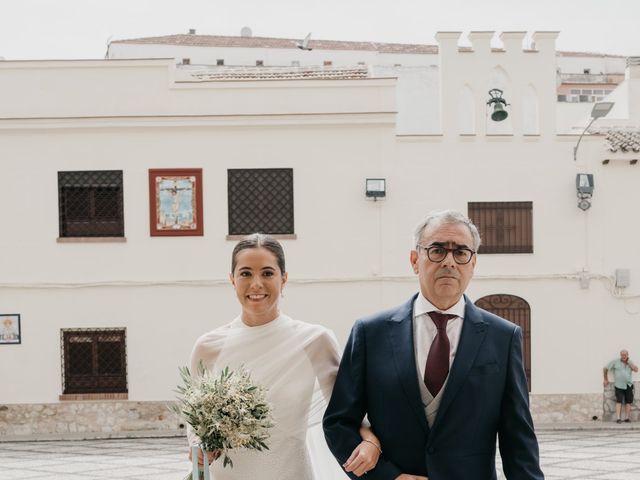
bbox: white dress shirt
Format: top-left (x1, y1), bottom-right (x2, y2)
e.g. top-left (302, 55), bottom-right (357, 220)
top-left (412, 293), bottom-right (466, 426)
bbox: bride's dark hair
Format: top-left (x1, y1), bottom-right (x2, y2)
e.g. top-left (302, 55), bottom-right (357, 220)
top-left (231, 233), bottom-right (286, 274)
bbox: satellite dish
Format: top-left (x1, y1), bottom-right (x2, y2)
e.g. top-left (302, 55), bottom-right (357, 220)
top-left (240, 26), bottom-right (253, 37)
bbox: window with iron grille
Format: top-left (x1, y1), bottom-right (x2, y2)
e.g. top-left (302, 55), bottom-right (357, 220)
top-left (228, 168), bottom-right (294, 235)
top-left (61, 328), bottom-right (127, 394)
top-left (58, 170), bottom-right (124, 237)
top-left (468, 202), bottom-right (533, 254)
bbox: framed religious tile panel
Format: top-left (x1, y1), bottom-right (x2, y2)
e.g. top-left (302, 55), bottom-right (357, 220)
top-left (149, 169), bottom-right (203, 236)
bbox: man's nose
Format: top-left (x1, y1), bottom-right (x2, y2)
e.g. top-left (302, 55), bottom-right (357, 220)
top-left (441, 250), bottom-right (457, 266)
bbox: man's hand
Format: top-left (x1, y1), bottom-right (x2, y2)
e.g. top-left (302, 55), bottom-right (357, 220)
top-left (395, 475), bottom-right (428, 480)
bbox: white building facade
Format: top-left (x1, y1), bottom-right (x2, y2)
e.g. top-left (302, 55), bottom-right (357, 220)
top-left (1, 31), bottom-right (639, 437)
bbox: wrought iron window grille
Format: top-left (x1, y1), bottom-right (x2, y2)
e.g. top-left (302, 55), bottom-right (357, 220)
top-left (227, 168), bottom-right (294, 235)
top-left (468, 201), bottom-right (533, 254)
top-left (58, 170), bottom-right (124, 237)
top-left (60, 328), bottom-right (127, 395)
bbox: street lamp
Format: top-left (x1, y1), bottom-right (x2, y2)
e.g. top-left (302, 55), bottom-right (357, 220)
top-left (573, 102), bottom-right (614, 162)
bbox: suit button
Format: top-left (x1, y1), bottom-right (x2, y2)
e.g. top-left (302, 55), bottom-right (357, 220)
top-left (427, 447), bottom-right (435, 454)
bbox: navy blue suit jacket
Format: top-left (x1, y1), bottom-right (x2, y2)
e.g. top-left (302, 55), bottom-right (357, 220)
top-left (323, 294), bottom-right (544, 480)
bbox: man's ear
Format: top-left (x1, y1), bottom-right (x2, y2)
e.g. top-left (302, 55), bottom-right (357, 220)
top-left (410, 250), bottom-right (419, 274)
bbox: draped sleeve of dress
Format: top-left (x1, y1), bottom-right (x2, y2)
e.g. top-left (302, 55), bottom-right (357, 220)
top-left (187, 314), bottom-right (348, 480)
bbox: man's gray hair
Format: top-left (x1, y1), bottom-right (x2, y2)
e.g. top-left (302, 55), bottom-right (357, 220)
top-left (413, 210), bottom-right (482, 251)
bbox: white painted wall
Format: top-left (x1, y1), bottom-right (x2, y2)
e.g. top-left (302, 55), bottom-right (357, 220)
top-left (1, 42), bottom-right (639, 407)
top-left (557, 55), bottom-right (626, 74)
top-left (108, 43), bottom-right (432, 68)
top-left (108, 39), bottom-right (625, 74)
top-left (107, 36), bottom-right (627, 136)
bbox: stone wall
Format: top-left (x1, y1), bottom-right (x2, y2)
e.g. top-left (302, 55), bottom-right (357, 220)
top-left (0, 401), bottom-right (183, 438)
top-left (2, 389), bottom-right (639, 439)
top-left (529, 393), bottom-right (602, 423)
top-left (529, 383), bottom-right (640, 424)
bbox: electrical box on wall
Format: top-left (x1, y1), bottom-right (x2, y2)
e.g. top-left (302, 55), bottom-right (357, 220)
top-left (615, 269), bottom-right (630, 288)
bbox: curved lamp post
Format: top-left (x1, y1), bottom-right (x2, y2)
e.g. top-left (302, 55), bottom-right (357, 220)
top-left (573, 102), bottom-right (614, 162)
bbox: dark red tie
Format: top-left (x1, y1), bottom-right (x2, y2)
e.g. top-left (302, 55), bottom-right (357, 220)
top-left (424, 312), bottom-right (456, 397)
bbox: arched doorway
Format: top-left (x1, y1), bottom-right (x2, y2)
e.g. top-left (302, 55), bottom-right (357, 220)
top-left (475, 294), bottom-right (531, 391)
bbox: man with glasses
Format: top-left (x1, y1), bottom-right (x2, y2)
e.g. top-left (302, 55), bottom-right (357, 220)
top-left (324, 210), bottom-right (543, 480)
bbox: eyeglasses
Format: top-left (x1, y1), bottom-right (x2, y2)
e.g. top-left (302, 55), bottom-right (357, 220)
top-left (416, 244), bottom-right (476, 264)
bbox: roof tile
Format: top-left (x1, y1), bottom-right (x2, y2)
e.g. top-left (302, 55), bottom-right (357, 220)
top-left (113, 34), bottom-right (437, 54)
top-left (112, 34), bottom-right (624, 58)
top-left (605, 130), bottom-right (640, 153)
top-left (180, 65), bottom-right (370, 81)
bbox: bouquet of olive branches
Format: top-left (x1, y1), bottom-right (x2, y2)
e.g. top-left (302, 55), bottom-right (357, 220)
top-left (171, 363), bottom-right (275, 480)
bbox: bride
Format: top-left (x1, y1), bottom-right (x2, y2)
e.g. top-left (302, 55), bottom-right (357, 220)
top-left (187, 233), bottom-right (381, 479)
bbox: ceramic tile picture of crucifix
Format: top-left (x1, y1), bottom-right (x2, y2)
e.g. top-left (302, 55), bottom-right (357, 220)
top-left (149, 168), bottom-right (204, 236)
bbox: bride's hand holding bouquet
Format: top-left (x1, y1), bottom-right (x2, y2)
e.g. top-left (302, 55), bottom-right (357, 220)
top-left (172, 363), bottom-right (275, 480)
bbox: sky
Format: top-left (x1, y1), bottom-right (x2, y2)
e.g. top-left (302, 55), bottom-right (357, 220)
top-left (1, 0), bottom-right (638, 60)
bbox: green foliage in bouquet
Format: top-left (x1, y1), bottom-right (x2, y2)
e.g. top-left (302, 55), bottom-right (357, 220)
top-left (171, 363), bottom-right (274, 476)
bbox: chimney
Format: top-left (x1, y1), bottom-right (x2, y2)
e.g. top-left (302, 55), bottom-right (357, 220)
top-left (188, 29), bottom-right (196, 35)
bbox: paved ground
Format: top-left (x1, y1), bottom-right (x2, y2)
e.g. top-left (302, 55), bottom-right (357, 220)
top-left (1, 429), bottom-right (640, 479)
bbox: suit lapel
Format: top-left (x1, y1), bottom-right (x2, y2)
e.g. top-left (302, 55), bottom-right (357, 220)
top-left (387, 294), bottom-right (430, 435)
top-left (432, 297), bottom-right (488, 431)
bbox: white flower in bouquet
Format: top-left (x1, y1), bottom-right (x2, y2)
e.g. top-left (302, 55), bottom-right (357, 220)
top-left (171, 363), bottom-right (275, 480)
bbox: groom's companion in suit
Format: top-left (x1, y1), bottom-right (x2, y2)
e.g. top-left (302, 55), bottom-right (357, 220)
top-left (323, 210), bottom-right (543, 480)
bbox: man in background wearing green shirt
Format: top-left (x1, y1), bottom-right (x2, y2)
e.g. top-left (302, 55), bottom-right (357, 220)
top-left (604, 350), bottom-right (638, 423)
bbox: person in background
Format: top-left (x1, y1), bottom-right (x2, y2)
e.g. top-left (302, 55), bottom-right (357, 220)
top-left (604, 349), bottom-right (638, 423)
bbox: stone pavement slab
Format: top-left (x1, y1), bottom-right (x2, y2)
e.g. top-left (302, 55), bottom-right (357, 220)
top-left (1, 429), bottom-right (640, 479)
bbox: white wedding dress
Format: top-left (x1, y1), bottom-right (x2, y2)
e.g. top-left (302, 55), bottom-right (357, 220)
top-left (187, 314), bottom-right (348, 480)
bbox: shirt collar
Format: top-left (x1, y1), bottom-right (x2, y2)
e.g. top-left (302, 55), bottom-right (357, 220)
top-left (414, 292), bottom-right (466, 319)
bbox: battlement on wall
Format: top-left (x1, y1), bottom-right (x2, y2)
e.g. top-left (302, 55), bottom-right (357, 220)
top-left (435, 31), bottom-right (559, 55)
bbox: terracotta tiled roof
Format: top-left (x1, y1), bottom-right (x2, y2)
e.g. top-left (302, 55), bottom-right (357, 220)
top-left (181, 65), bottom-right (370, 81)
top-left (605, 130), bottom-right (640, 153)
top-left (112, 34), bottom-right (438, 54)
top-left (557, 50), bottom-right (626, 58)
top-left (112, 34), bottom-right (624, 58)
top-left (376, 43), bottom-right (437, 54)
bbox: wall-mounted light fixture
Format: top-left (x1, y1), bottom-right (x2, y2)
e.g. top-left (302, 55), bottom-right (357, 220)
top-left (487, 89), bottom-right (509, 122)
top-left (576, 173), bottom-right (594, 211)
top-left (365, 178), bottom-right (386, 200)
